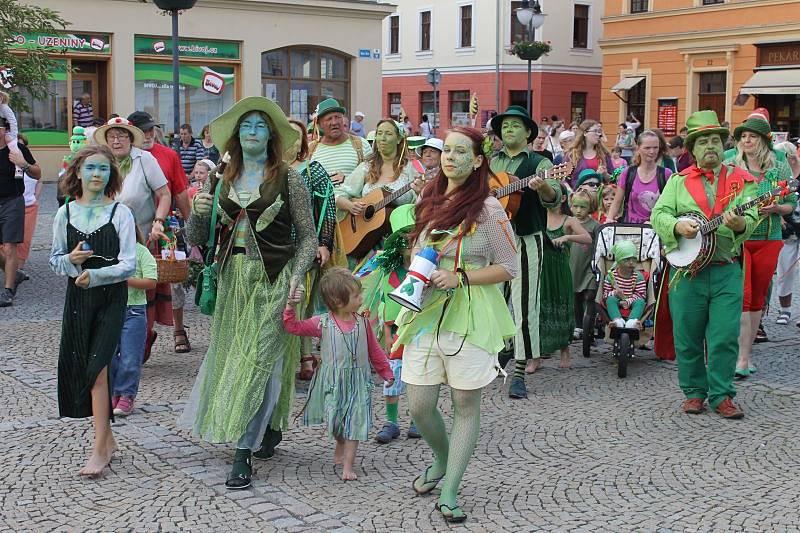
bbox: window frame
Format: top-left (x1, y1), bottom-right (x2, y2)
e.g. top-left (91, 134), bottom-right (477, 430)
top-left (572, 3), bottom-right (590, 50)
top-left (458, 2), bottom-right (474, 49)
top-left (701, 0), bottom-right (725, 5)
top-left (449, 90), bottom-right (472, 127)
top-left (570, 91), bottom-right (587, 124)
top-left (419, 8), bottom-right (433, 52)
top-left (389, 15), bottom-right (400, 56)
top-left (630, 0), bottom-right (649, 14)
top-left (388, 92), bottom-right (402, 119)
top-left (510, 1), bottom-right (536, 44)
top-left (420, 90), bottom-right (439, 128)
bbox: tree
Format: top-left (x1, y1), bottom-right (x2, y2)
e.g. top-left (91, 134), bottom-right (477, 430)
top-left (0, 0), bottom-right (68, 112)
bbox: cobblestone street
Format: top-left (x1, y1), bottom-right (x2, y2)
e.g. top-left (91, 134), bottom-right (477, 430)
top-left (2, 187), bottom-right (800, 532)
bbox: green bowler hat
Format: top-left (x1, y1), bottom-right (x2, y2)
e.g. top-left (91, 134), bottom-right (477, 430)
top-left (684, 110), bottom-right (729, 152)
top-left (406, 136), bottom-right (426, 150)
top-left (316, 98), bottom-right (347, 120)
top-left (490, 105), bottom-right (538, 142)
top-left (210, 96), bottom-right (299, 153)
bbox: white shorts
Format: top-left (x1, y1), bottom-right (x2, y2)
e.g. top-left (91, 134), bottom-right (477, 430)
top-left (402, 333), bottom-right (501, 391)
top-left (775, 238), bottom-right (800, 298)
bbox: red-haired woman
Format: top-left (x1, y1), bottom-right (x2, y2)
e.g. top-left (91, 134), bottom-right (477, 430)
top-left (393, 127), bottom-right (517, 523)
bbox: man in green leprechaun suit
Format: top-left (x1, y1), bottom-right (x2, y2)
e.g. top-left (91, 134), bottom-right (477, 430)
top-left (651, 110), bottom-right (760, 419)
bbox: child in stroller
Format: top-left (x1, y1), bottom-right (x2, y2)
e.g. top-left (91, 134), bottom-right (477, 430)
top-left (603, 240), bottom-right (647, 330)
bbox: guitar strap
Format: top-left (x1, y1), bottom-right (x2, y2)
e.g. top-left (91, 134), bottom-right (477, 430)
top-left (711, 165), bottom-right (730, 217)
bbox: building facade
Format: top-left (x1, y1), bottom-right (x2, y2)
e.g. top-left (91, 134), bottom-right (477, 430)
top-left (600, 0), bottom-right (800, 140)
top-left (381, 0), bottom-right (603, 134)
top-left (12, 0), bottom-right (393, 175)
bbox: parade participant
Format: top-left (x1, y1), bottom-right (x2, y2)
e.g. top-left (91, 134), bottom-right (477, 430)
top-left (566, 120), bottom-right (614, 188)
top-left (188, 159), bottom-right (215, 199)
top-left (608, 130), bottom-right (672, 223)
top-left (175, 123), bottom-right (205, 176)
top-left (179, 97), bottom-right (317, 489)
top-left (597, 184), bottom-right (616, 224)
top-left (603, 240), bottom-right (646, 329)
top-left (540, 184), bottom-right (591, 368)
top-left (653, 129), bottom-right (678, 173)
top-left (724, 109), bottom-right (795, 379)
top-left (200, 124), bottom-right (220, 164)
top-left (554, 129), bottom-right (575, 165)
top-left (0, 90), bottom-right (24, 179)
top-left (416, 137), bottom-right (443, 175)
top-left (338, 119), bottom-right (420, 225)
top-left (531, 128), bottom-right (554, 162)
top-left (394, 127), bottom-right (517, 523)
top-left (309, 98), bottom-right (372, 188)
top-left (651, 110), bottom-right (759, 419)
top-left (285, 119), bottom-right (337, 380)
top-left (615, 123), bottom-right (635, 163)
top-left (569, 189), bottom-right (599, 338)
top-left (774, 141), bottom-right (800, 325)
top-left (284, 267), bottom-right (394, 480)
top-left (610, 146), bottom-right (627, 170)
top-left (50, 145), bottom-right (136, 476)
top-left (488, 105), bottom-right (558, 399)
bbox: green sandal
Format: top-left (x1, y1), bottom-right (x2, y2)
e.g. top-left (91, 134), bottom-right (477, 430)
top-left (412, 466), bottom-right (444, 495)
top-left (225, 449), bottom-right (252, 490)
top-left (436, 502), bottom-right (467, 523)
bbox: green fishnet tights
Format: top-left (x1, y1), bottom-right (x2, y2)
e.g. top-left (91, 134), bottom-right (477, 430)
top-left (407, 384), bottom-right (482, 507)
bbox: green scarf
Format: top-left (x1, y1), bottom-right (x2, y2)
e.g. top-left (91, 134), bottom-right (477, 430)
top-left (117, 154), bottom-right (133, 177)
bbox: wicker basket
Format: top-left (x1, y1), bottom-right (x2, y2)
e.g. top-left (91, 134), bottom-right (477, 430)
top-left (156, 257), bottom-right (189, 283)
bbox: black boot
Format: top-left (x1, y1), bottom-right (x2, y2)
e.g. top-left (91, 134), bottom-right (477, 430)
top-left (253, 426), bottom-right (282, 460)
top-left (225, 448), bottom-right (252, 490)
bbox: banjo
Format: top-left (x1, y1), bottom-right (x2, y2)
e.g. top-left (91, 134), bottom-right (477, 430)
top-left (666, 179), bottom-right (797, 274)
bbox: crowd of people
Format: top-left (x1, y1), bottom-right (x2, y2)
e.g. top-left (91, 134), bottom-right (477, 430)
top-left (1, 87), bottom-right (799, 524)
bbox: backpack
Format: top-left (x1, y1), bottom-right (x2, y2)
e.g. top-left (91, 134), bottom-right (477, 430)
top-left (620, 165), bottom-right (668, 222)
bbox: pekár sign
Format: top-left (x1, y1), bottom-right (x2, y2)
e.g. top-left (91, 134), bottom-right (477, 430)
top-left (758, 42), bottom-right (800, 67)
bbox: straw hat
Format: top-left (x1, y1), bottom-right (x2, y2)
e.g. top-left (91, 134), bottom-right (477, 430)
top-left (94, 117), bottom-right (144, 148)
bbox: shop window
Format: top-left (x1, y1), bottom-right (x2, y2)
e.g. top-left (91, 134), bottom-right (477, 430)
top-left (388, 92), bottom-right (402, 118)
top-left (450, 90), bottom-right (471, 126)
top-left (261, 46), bottom-right (350, 124)
top-left (420, 91), bottom-right (439, 127)
top-left (16, 60), bottom-right (69, 145)
top-left (630, 0), bottom-right (649, 14)
top-left (698, 71), bottom-right (726, 122)
top-left (420, 10), bottom-right (432, 51)
top-left (459, 5), bottom-right (473, 48)
top-left (627, 80), bottom-right (646, 136)
top-left (389, 15), bottom-right (400, 55)
top-left (573, 5), bottom-right (589, 49)
top-left (509, 90), bottom-right (533, 111)
top-left (511, 1), bottom-right (536, 42)
top-left (571, 92), bottom-right (587, 124)
top-left (134, 62), bottom-right (236, 136)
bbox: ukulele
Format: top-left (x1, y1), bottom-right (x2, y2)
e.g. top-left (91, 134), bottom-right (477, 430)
top-left (490, 162), bottom-right (573, 218)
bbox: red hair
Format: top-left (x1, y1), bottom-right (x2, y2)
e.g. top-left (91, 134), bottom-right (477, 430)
top-left (409, 127), bottom-right (491, 244)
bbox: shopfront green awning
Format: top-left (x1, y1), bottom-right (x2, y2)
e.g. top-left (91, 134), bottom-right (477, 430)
top-left (740, 69), bottom-right (800, 95)
top-left (610, 76), bottom-right (645, 92)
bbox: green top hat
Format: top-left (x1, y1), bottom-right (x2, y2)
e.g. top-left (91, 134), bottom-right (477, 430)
top-left (209, 96), bottom-right (299, 153)
top-left (576, 168), bottom-right (602, 189)
top-left (390, 204), bottom-right (416, 234)
top-left (733, 107), bottom-right (773, 150)
top-left (611, 240), bottom-right (638, 268)
top-left (316, 98), bottom-right (347, 120)
top-left (684, 110), bottom-right (729, 153)
top-left (489, 105), bottom-right (538, 142)
top-left (406, 136), bottom-right (426, 149)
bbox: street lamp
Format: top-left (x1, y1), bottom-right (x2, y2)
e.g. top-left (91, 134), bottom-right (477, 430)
top-left (515, 0), bottom-right (546, 115)
top-left (153, 0), bottom-right (197, 139)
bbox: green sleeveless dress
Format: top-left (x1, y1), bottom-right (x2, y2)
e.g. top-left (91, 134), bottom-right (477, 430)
top-left (539, 220), bottom-right (575, 355)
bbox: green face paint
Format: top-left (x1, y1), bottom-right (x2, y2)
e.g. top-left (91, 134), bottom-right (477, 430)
top-left (80, 153), bottom-right (112, 198)
top-left (375, 122), bottom-right (400, 158)
top-left (692, 133), bottom-right (724, 170)
top-left (441, 132), bottom-right (478, 180)
top-left (238, 111), bottom-right (270, 156)
top-left (501, 117), bottom-right (530, 150)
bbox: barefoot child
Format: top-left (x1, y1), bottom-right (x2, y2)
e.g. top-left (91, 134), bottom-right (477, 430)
top-left (540, 184), bottom-right (592, 368)
top-left (110, 225), bottom-right (158, 417)
top-left (283, 267), bottom-right (394, 480)
top-left (0, 90), bottom-right (23, 178)
top-left (603, 240), bottom-right (646, 329)
top-left (568, 190), bottom-right (599, 339)
top-left (49, 145), bottom-right (136, 477)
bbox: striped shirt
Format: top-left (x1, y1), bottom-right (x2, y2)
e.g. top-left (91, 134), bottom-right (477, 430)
top-left (175, 137), bottom-right (205, 176)
top-left (603, 269), bottom-right (646, 306)
top-left (73, 102), bottom-right (94, 127)
top-left (309, 136), bottom-right (373, 183)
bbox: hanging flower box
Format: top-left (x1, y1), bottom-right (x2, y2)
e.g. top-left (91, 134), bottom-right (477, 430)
top-left (508, 41), bottom-right (552, 61)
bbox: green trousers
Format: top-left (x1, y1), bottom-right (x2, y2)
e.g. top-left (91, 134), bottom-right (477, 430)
top-left (668, 262), bottom-right (742, 409)
top-left (606, 296), bottom-right (645, 320)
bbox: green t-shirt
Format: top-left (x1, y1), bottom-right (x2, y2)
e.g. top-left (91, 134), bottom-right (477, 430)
top-left (128, 243), bottom-right (158, 306)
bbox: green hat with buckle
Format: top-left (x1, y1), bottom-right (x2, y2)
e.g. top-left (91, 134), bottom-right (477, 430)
top-left (209, 96), bottom-right (298, 153)
top-left (489, 105), bottom-right (538, 142)
top-left (684, 110), bottom-right (729, 153)
top-left (316, 98), bottom-right (347, 120)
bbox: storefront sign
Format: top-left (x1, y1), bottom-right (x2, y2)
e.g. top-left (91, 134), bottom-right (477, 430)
top-left (135, 62), bottom-right (234, 94)
top-left (134, 36), bottom-right (240, 60)
top-left (7, 32), bottom-right (111, 54)
top-left (657, 99), bottom-right (678, 137)
top-left (758, 43), bottom-right (800, 67)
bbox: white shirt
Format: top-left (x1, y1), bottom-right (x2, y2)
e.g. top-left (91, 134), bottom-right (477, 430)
top-left (23, 173), bottom-right (38, 206)
top-left (116, 146), bottom-right (168, 236)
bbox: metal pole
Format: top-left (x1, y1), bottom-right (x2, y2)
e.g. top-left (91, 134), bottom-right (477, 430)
top-left (432, 83), bottom-right (438, 135)
top-left (526, 21), bottom-right (532, 115)
top-left (171, 9), bottom-right (180, 139)
top-left (495, 0), bottom-right (500, 114)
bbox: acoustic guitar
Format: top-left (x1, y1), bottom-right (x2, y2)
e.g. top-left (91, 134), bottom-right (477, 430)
top-left (339, 161), bottom-right (427, 258)
top-left (490, 162), bottom-right (573, 218)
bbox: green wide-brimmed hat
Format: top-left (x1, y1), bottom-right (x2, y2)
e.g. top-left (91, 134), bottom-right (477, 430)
top-left (684, 110), bottom-right (729, 153)
top-left (489, 105), bottom-right (538, 142)
top-left (316, 98), bottom-right (347, 119)
top-left (210, 96), bottom-right (299, 152)
top-left (733, 107), bottom-right (773, 150)
top-left (611, 240), bottom-right (638, 268)
top-left (390, 204), bottom-right (416, 234)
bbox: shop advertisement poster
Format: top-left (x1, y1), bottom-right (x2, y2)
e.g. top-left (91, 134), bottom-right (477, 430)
top-left (134, 36), bottom-right (240, 60)
top-left (135, 63), bottom-right (234, 95)
top-left (7, 32), bottom-right (110, 54)
top-left (657, 99), bottom-right (678, 137)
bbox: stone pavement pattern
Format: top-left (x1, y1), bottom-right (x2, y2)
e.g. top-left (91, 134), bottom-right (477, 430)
top-left (1, 186), bottom-right (799, 532)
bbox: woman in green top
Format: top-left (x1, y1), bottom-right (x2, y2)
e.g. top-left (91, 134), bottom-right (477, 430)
top-left (724, 109), bottom-right (796, 379)
top-left (393, 127), bottom-right (517, 524)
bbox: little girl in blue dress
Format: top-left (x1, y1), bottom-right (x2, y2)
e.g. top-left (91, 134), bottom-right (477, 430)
top-left (284, 267), bottom-right (394, 481)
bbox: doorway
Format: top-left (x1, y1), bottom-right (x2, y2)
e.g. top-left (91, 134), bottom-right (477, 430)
top-left (698, 71), bottom-right (726, 122)
top-left (71, 60), bottom-right (109, 123)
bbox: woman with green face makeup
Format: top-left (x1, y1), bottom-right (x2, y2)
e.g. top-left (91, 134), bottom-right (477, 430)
top-left (180, 98), bottom-right (317, 490)
top-left (393, 127), bottom-right (517, 524)
top-left (50, 145), bottom-right (137, 478)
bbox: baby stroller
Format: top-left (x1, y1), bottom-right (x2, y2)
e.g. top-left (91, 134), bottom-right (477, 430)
top-left (581, 223), bottom-right (661, 378)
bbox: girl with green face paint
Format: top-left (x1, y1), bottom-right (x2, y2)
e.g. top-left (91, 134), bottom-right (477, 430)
top-left (49, 145), bottom-right (138, 478)
top-left (568, 190), bottom-right (600, 340)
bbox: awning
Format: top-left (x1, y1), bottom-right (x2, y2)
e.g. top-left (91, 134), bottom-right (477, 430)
top-left (610, 76), bottom-right (645, 92)
top-left (740, 69), bottom-right (800, 95)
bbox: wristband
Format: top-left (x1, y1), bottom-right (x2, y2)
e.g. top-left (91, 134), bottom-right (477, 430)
top-left (153, 218), bottom-right (165, 225)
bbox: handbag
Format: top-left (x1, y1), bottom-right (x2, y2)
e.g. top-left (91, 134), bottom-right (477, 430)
top-left (195, 178), bottom-right (223, 315)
